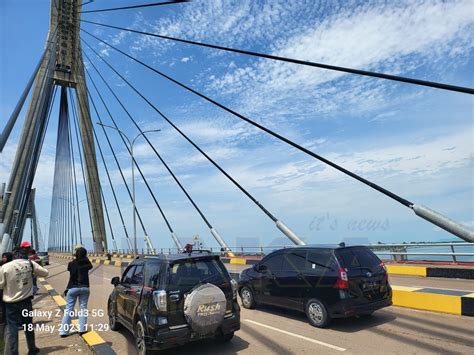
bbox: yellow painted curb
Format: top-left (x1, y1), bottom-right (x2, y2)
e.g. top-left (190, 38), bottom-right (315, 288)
top-left (387, 265), bottom-right (427, 277)
top-left (229, 258), bottom-right (247, 265)
top-left (95, 259), bottom-right (101, 264)
top-left (53, 295), bottom-right (67, 307)
top-left (103, 260), bottom-right (110, 265)
top-left (115, 261), bottom-right (122, 267)
top-left (391, 285), bottom-right (423, 292)
top-left (43, 284), bottom-right (53, 291)
top-left (392, 289), bottom-right (461, 315)
top-left (82, 331), bottom-right (105, 346)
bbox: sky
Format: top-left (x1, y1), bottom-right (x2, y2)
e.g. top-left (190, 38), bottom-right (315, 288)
top-left (0, 0), bottom-right (473, 251)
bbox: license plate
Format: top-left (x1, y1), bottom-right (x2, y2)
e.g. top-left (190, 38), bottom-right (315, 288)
top-left (363, 281), bottom-right (379, 290)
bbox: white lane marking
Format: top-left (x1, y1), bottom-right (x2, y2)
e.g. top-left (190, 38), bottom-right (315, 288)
top-left (243, 319), bottom-right (346, 352)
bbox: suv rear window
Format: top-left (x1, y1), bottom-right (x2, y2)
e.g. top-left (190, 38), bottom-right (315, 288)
top-left (167, 258), bottom-right (226, 292)
top-left (336, 247), bottom-right (381, 270)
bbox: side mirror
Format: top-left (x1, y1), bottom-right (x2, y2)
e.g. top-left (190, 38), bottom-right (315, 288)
top-left (256, 264), bottom-right (267, 272)
top-left (111, 276), bottom-right (120, 287)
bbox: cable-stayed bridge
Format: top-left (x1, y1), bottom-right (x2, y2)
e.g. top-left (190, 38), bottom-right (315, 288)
top-left (1, 2), bottom-right (473, 354)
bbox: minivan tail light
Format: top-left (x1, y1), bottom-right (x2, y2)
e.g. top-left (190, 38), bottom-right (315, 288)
top-left (335, 267), bottom-right (349, 289)
top-left (153, 290), bottom-right (167, 311)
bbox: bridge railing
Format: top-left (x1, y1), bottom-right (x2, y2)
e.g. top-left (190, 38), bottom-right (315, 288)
top-left (95, 242), bottom-right (473, 263)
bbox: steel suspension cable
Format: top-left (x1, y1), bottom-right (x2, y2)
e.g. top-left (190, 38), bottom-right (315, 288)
top-left (84, 65), bottom-right (176, 238)
top-left (83, 40), bottom-right (302, 244)
top-left (66, 92), bottom-right (84, 245)
top-left (68, 88), bottom-right (82, 245)
top-left (88, 110), bottom-right (133, 250)
top-left (84, 88), bottom-right (150, 239)
top-left (81, 33), bottom-right (414, 208)
top-left (69, 90), bottom-right (95, 245)
top-left (80, 22), bottom-right (473, 95)
top-left (71, 89), bottom-right (125, 250)
top-left (83, 52), bottom-right (235, 247)
top-left (100, 185), bottom-right (117, 252)
top-left (83, 49), bottom-right (282, 223)
top-left (79, 1), bottom-right (190, 14)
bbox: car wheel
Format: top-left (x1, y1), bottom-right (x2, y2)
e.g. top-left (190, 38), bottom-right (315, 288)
top-left (305, 299), bottom-right (330, 328)
top-left (135, 320), bottom-right (150, 355)
top-left (108, 301), bottom-right (121, 331)
top-left (240, 287), bottom-right (256, 309)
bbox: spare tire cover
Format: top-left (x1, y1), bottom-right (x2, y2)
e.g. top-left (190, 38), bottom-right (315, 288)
top-left (184, 283), bottom-right (227, 335)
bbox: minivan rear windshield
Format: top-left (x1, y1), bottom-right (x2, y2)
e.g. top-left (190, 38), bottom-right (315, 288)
top-left (167, 258), bottom-right (226, 292)
top-left (336, 247), bottom-right (381, 270)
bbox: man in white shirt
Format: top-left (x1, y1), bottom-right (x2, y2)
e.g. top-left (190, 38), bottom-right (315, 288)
top-left (0, 247), bottom-right (48, 355)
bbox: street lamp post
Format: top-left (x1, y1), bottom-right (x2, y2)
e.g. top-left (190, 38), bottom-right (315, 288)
top-left (97, 122), bottom-right (160, 256)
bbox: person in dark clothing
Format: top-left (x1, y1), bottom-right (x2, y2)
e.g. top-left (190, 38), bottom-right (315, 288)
top-left (59, 247), bottom-right (92, 337)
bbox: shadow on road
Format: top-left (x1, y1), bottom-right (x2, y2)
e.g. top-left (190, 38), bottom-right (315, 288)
top-left (112, 326), bottom-right (249, 354)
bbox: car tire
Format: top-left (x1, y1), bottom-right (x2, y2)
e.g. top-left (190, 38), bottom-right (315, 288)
top-left (305, 299), bottom-right (330, 328)
top-left (240, 287), bottom-right (256, 309)
top-left (108, 301), bottom-right (121, 331)
top-left (135, 320), bottom-right (151, 355)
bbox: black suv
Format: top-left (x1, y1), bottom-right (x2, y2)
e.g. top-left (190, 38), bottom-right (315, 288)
top-left (238, 245), bottom-right (392, 327)
top-left (108, 252), bottom-right (240, 354)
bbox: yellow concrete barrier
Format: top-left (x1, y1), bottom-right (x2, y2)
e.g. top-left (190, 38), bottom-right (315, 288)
top-left (82, 331), bottom-right (106, 346)
top-left (53, 295), bottom-right (67, 307)
top-left (392, 286), bottom-right (461, 315)
top-left (229, 258), bottom-right (247, 265)
top-left (387, 265), bottom-right (427, 277)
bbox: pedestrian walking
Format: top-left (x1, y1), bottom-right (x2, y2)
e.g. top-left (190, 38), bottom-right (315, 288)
top-left (60, 247), bottom-right (92, 337)
top-left (0, 248), bottom-right (48, 355)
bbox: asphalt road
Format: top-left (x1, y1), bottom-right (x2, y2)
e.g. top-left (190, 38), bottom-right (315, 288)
top-left (44, 256), bottom-right (474, 354)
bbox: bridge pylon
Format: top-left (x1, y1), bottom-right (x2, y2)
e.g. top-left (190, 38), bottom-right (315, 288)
top-left (1, 0), bottom-right (107, 253)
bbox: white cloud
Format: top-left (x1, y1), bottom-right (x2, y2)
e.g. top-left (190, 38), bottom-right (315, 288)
top-left (207, 0), bottom-right (473, 117)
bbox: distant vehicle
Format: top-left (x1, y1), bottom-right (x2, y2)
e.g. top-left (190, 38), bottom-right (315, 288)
top-left (108, 251), bottom-right (240, 354)
top-left (37, 251), bottom-right (49, 265)
top-left (238, 245), bottom-right (392, 327)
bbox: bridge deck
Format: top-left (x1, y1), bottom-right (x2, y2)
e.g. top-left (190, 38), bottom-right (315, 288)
top-left (42, 256), bottom-right (474, 354)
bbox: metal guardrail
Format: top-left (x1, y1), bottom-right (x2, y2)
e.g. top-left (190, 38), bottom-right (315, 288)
top-left (94, 242), bottom-right (473, 263)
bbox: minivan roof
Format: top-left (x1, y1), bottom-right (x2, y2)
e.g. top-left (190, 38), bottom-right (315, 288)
top-left (278, 244), bottom-right (366, 251)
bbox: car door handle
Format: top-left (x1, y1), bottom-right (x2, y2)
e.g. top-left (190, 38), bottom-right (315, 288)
top-left (169, 294), bottom-right (180, 302)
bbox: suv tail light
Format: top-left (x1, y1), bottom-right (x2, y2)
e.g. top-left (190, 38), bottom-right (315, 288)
top-left (153, 290), bottom-right (167, 311)
top-left (230, 279), bottom-right (238, 300)
top-left (380, 261), bottom-right (387, 272)
top-left (335, 267), bottom-right (349, 289)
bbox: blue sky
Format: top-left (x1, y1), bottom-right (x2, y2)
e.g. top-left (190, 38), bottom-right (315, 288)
top-left (1, 0), bottom-right (473, 251)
